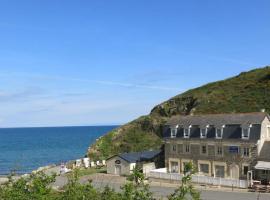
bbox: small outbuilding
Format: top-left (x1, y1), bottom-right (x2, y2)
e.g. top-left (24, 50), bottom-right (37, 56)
top-left (106, 150), bottom-right (163, 176)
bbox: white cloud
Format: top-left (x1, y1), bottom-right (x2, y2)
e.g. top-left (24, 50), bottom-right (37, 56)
top-left (0, 72), bottom-right (180, 91)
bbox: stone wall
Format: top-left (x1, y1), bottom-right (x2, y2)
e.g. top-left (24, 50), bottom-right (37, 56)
top-left (165, 139), bottom-right (258, 179)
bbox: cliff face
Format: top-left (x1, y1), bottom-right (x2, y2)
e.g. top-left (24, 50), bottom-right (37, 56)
top-left (88, 66), bottom-right (270, 160)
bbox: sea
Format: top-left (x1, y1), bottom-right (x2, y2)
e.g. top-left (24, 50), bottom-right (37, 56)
top-left (0, 126), bottom-right (117, 175)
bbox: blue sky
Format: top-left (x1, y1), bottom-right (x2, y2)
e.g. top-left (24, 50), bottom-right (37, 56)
top-left (0, 0), bottom-right (269, 127)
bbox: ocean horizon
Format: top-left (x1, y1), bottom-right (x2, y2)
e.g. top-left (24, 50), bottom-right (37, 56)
top-left (0, 125), bottom-right (118, 175)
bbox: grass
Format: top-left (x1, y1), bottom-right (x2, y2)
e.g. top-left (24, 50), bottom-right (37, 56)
top-left (76, 167), bottom-right (106, 177)
top-left (88, 66), bottom-right (270, 160)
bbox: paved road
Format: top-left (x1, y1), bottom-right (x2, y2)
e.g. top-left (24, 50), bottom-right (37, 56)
top-left (52, 173), bottom-right (270, 200)
top-left (91, 180), bottom-right (270, 200)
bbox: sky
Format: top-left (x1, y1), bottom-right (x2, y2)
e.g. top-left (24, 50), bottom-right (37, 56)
top-left (0, 0), bottom-right (269, 127)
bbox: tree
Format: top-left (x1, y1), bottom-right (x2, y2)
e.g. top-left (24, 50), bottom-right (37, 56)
top-left (168, 162), bottom-right (201, 200)
top-left (121, 165), bottom-right (154, 200)
top-left (59, 169), bottom-right (100, 200)
top-left (100, 186), bottom-right (121, 200)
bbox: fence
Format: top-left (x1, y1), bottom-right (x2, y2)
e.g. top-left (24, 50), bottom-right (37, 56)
top-left (149, 168), bottom-right (248, 188)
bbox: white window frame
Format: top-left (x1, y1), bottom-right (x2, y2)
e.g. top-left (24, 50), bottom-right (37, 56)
top-left (216, 125), bottom-right (225, 139)
top-left (169, 158), bottom-right (180, 173)
top-left (200, 144), bottom-right (207, 155)
top-left (171, 128), bottom-right (177, 138)
top-left (213, 161), bottom-right (227, 178)
top-left (184, 125), bottom-right (191, 138)
top-left (216, 146), bottom-right (223, 156)
top-left (243, 147), bottom-right (250, 157)
top-left (172, 144), bottom-right (177, 152)
top-left (242, 124), bottom-right (252, 139)
top-left (183, 144), bottom-right (190, 154)
top-left (198, 160), bottom-right (211, 176)
top-left (200, 125), bottom-right (209, 138)
top-left (267, 125), bottom-right (270, 138)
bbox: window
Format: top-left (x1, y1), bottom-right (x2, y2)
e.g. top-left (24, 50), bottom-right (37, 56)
top-left (201, 145), bottom-right (207, 154)
top-left (243, 147), bottom-right (250, 157)
top-left (200, 128), bottom-right (206, 138)
top-left (242, 128), bottom-right (250, 139)
top-left (184, 144), bottom-right (190, 153)
top-left (171, 128), bottom-right (177, 138)
top-left (172, 145), bottom-right (177, 152)
top-left (200, 164), bottom-right (209, 174)
top-left (184, 128), bottom-right (189, 138)
top-left (229, 146), bottom-right (239, 154)
top-left (216, 128), bottom-right (223, 139)
top-left (243, 166), bottom-right (249, 175)
top-left (216, 146), bottom-right (223, 156)
top-left (215, 165), bottom-right (225, 178)
top-left (268, 126), bottom-right (270, 138)
top-left (170, 161), bottom-right (179, 173)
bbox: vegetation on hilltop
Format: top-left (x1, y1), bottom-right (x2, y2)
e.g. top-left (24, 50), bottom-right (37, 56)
top-left (88, 66), bottom-right (270, 160)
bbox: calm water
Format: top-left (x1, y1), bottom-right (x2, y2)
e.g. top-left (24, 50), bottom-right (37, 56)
top-left (0, 126), bottom-right (117, 175)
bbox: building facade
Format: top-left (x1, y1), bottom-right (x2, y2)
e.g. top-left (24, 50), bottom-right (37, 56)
top-left (163, 112), bottom-right (270, 182)
top-left (106, 150), bottom-right (163, 176)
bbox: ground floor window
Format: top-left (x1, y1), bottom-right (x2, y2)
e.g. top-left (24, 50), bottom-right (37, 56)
top-left (199, 163), bottom-right (209, 174)
top-left (170, 161), bottom-right (179, 173)
top-left (215, 165), bottom-right (225, 178)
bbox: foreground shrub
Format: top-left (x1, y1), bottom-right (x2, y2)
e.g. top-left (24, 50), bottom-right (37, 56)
top-left (0, 171), bottom-right (56, 200)
top-left (0, 165), bottom-right (200, 200)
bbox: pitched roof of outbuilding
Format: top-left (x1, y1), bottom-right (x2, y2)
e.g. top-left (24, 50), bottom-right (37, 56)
top-left (107, 150), bottom-right (161, 163)
top-left (166, 112), bottom-right (269, 128)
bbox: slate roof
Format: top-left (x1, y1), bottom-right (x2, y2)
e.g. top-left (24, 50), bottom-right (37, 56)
top-left (110, 150), bottom-right (161, 163)
top-left (163, 112), bottom-right (269, 140)
top-left (166, 112), bottom-right (269, 128)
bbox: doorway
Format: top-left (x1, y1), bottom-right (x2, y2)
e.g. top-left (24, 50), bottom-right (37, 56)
top-left (115, 165), bottom-right (121, 175)
top-left (230, 164), bottom-right (239, 179)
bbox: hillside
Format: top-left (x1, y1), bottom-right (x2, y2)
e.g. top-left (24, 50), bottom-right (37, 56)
top-left (88, 66), bottom-right (270, 160)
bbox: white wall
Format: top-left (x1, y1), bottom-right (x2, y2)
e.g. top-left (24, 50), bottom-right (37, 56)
top-left (258, 116), bottom-right (270, 155)
top-left (143, 162), bottom-right (156, 176)
top-left (106, 156), bottom-right (132, 175)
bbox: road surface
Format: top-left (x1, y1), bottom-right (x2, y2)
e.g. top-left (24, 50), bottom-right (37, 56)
top-left (52, 173), bottom-right (270, 200)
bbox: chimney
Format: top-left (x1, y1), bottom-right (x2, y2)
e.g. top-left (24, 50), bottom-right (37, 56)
top-left (261, 108), bottom-right (266, 113)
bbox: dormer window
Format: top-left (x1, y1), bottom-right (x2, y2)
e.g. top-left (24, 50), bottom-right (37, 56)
top-left (200, 128), bottom-right (206, 138)
top-left (200, 125), bottom-right (209, 138)
top-left (171, 125), bottom-right (179, 138)
top-left (184, 125), bottom-right (191, 138)
top-left (216, 125), bottom-right (225, 139)
top-left (242, 124), bottom-right (252, 139)
top-left (171, 128), bottom-right (177, 138)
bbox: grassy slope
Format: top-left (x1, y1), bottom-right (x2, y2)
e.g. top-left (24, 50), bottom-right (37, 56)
top-left (88, 66), bottom-right (270, 160)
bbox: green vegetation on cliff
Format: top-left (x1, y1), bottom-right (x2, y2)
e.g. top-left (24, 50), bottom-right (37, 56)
top-left (88, 66), bottom-right (270, 160)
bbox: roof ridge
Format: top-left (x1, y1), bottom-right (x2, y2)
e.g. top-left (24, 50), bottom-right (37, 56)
top-left (172, 112), bottom-right (268, 118)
